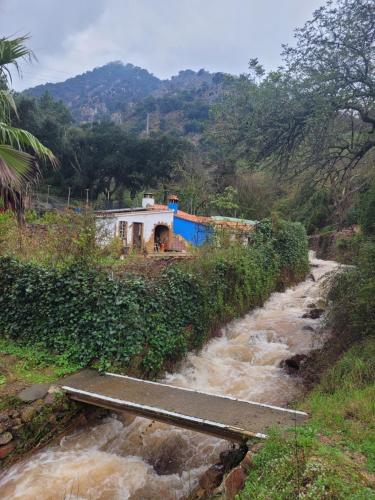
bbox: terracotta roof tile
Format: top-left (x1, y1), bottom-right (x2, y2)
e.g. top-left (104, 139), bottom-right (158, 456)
top-left (151, 204), bottom-right (208, 224)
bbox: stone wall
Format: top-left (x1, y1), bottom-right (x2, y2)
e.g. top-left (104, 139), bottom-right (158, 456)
top-left (0, 385), bottom-right (104, 467)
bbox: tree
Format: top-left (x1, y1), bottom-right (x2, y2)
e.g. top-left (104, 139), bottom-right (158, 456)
top-left (282, 0), bottom-right (375, 179)
top-left (213, 0), bottom-right (375, 182)
top-left (210, 186), bottom-right (239, 216)
top-left (0, 35), bottom-right (57, 221)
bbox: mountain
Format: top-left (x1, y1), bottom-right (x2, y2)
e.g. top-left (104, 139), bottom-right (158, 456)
top-left (26, 62), bottom-right (161, 121)
top-left (25, 61), bottom-right (229, 138)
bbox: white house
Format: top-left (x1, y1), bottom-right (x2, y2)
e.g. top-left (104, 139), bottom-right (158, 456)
top-left (96, 194), bottom-right (175, 252)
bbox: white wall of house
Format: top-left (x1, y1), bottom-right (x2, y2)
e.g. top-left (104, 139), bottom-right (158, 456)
top-left (96, 209), bottom-right (174, 249)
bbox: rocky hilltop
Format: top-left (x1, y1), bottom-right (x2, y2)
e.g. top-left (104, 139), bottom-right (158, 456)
top-left (26, 62), bottom-right (229, 137)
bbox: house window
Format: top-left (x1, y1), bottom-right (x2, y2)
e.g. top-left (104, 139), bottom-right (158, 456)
top-left (118, 221), bottom-right (127, 243)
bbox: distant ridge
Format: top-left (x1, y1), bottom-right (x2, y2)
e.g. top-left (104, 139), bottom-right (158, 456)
top-left (25, 61), bottom-right (229, 138)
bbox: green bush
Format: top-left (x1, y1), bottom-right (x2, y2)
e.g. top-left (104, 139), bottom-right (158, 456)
top-left (0, 220), bottom-right (308, 375)
top-left (360, 180), bottom-right (375, 237)
top-left (272, 219), bottom-right (309, 281)
top-left (327, 241), bottom-right (375, 341)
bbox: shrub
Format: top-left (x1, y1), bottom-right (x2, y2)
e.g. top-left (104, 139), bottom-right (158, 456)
top-left (327, 241), bottom-right (375, 341)
top-left (360, 180), bottom-right (375, 237)
top-left (0, 219), bottom-right (308, 375)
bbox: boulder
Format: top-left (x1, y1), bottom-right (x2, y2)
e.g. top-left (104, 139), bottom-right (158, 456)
top-left (302, 325), bottom-right (315, 332)
top-left (302, 308), bottom-right (324, 319)
top-left (224, 466), bottom-right (246, 499)
top-left (219, 444), bottom-right (248, 472)
top-left (240, 451), bottom-right (254, 473)
top-left (0, 432), bottom-right (13, 446)
top-left (280, 354), bottom-right (308, 374)
top-left (199, 464), bottom-right (224, 491)
top-left (18, 382), bottom-right (51, 402)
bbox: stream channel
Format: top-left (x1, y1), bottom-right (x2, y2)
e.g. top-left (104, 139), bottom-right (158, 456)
top-left (0, 253), bottom-right (338, 499)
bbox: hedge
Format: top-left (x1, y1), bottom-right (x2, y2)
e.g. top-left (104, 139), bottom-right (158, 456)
top-left (0, 220), bottom-right (309, 375)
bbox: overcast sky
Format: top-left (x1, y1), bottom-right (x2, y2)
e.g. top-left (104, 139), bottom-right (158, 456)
top-left (0, 0), bottom-right (324, 90)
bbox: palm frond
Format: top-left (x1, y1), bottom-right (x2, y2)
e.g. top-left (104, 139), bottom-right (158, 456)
top-left (0, 35), bottom-right (35, 83)
top-left (0, 144), bottom-right (35, 189)
top-left (0, 89), bottom-right (18, 122)
top-left (0, 122), bottom-right (58, 167)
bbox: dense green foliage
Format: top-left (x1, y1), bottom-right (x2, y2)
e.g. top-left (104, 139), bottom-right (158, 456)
top-left (327, 241), bottom-right (375, 341)
top-left (0, 220), bottom-right (308, 375)
top-left (14, 94), bottom-right (190, 203)
top-left (360, 179), bottom-right (375, 237)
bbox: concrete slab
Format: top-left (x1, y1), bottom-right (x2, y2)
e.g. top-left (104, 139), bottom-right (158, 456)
top-left (61, 370), bottom-right (308, 442)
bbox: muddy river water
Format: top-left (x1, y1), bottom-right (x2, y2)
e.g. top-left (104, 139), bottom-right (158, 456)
top-left (0, 253), bottom-right (338, 499)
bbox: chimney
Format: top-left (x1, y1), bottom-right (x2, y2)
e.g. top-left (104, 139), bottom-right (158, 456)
top-left (167, 195), bottom-right (179, 213)
top-left (142, 193), bottom-right (155, 208)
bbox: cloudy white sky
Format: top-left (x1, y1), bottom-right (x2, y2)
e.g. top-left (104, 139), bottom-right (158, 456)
top-left (0, 0), bottom-right (324, 90)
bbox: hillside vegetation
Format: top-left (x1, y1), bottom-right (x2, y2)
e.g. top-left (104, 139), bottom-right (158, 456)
top-left (25, 62), bottom-right (224, 137)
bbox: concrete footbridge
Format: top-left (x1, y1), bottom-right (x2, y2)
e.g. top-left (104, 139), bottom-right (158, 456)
top-left (62, 370), bottom-right (308, 442)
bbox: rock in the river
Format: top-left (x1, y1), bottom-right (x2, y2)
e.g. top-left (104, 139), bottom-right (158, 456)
top-left (302, 308), bottom-right (325, 319)
top-left (0, 431), bottom-right (13, 445)
top-left (220, 444), bottom-right (248, 472)
top-left (240, 450), bottom-right (254, 473)
top-left (199, 464), bottom-right (224, 490)
top-left (280, 354), bottom-right (308, 374)
top-left (224, 466), bottom-right (246, 499)
top-left (302, 325), bottom-right (315, 332)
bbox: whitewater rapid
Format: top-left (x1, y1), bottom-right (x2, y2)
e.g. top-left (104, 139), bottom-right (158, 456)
top-left (0, 253), bottom-right (338, 499)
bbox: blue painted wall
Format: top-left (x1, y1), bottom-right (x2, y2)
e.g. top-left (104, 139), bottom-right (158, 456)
top-left (173, 216), bottom-right (210, 246)
top-left (167, 200), bottom-right (211, 246)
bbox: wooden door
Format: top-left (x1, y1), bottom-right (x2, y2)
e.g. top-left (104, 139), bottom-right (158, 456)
top-left (132, 222), bottom-right (143, 250)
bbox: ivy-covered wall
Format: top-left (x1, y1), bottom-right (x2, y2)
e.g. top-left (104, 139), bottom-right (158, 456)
top-left (0, 220), bottom-right (308, 376)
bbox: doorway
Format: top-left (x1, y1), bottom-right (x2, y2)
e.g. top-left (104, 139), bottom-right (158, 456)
top-left (154, 225), bottom-right (170, 251)
top-left (132, 222), bottom-right (143, 250)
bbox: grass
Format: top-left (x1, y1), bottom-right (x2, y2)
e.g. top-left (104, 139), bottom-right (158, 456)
top-left (0, 337), bottom-right (81, 409)
top-left (240, 337), bottom-right (375, 499)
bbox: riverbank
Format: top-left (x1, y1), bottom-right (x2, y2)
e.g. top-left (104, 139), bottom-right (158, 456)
top-left (238, 335), bottom-right (375, 499)
top-left (239, 241), bottom-right (375, 499)
top-left (0, 340), bottom-right (110, 467)
top-left (0, 252), bottom-right (336, 499)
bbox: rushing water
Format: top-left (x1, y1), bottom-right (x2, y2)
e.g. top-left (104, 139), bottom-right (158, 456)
top-left (0, 253), bottom-right (338, 499)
